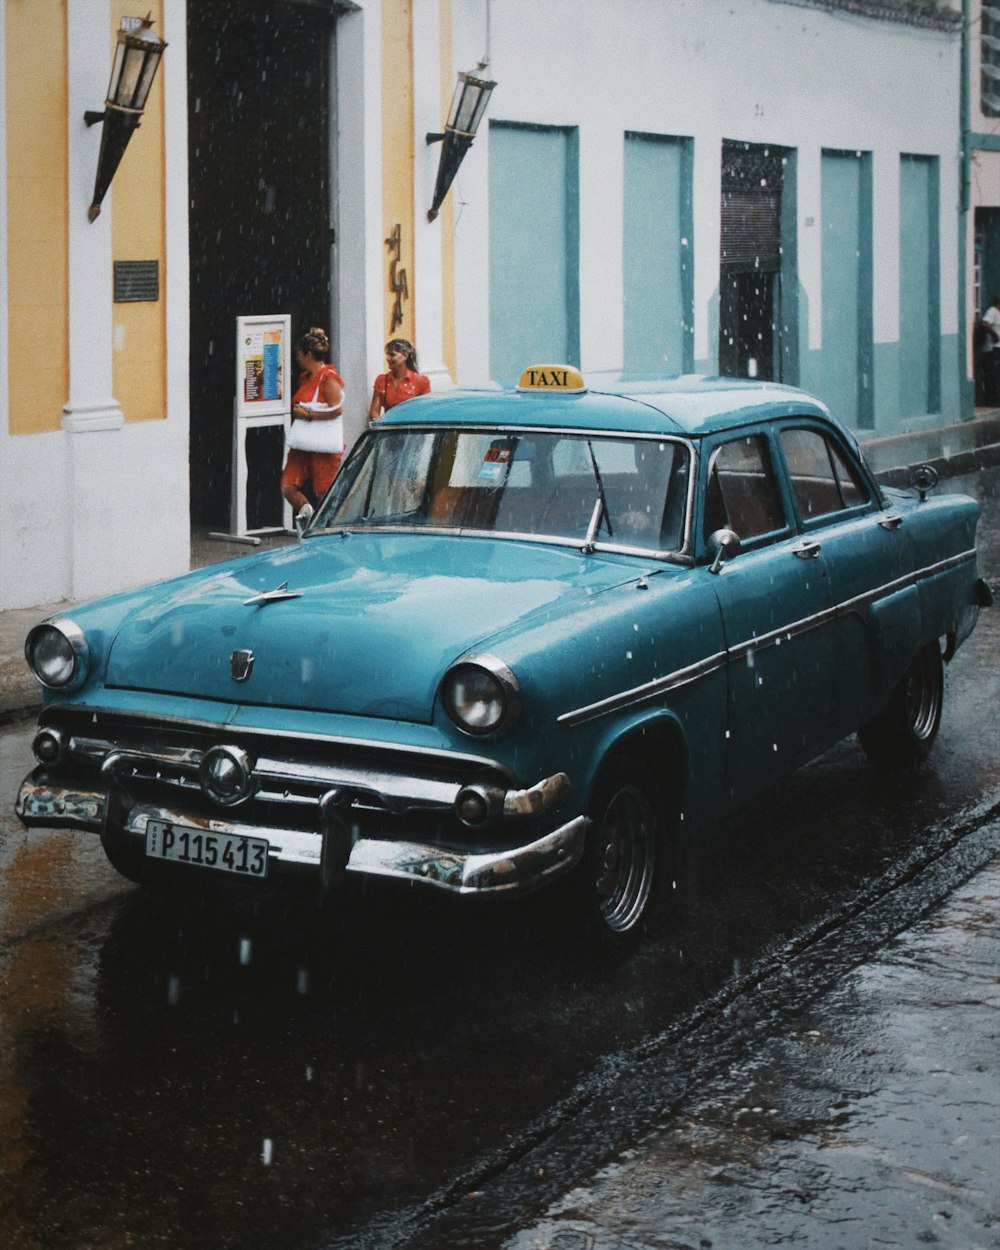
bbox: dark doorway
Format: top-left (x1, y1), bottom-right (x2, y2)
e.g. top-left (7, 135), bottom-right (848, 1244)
top-left (719, 271), bottom-right (776, 381)
top-left (187, 1), bottom-right (336, 528)
top-left (974, 207), bottom-right (1000, 406)
top-left (719, 142), bottom-right (787, 381)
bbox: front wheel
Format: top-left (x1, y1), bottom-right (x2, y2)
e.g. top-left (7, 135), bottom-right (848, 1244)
top-left (578, 765), bottom-right (663, 947)
top-left (858, 642), bottom-right (944, 769)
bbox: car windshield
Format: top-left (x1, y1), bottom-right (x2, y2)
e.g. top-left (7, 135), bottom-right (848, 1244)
top-left (313, 428), bottom-right (691, 555)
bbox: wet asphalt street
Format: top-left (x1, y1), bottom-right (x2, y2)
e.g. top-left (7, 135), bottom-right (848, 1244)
top-left (0, 469), bottom-right (997, 1250)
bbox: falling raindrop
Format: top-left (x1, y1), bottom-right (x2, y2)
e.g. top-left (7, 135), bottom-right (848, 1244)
top-left (262, 1138), bottom-right (273, 1166)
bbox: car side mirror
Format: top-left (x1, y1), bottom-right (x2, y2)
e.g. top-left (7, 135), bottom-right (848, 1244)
top-left (708, 527), bottom-right (741, 574)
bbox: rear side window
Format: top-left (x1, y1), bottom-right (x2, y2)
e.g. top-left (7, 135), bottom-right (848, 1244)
top-left (780, 427), bottom-right (869, 521)
top-left (703, 434), bottom-right (784, 542)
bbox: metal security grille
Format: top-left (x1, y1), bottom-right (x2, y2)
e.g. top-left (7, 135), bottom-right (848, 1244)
top-left (720, 143), bottom-right (785, 274)
top-left (113, 260), bottom-right (159, 303)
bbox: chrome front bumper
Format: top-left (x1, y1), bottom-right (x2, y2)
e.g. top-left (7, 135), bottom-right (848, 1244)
top-left (16, 776), bottom-right (587, 897)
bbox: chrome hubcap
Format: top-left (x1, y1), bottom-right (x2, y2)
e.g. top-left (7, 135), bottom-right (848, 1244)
top-left (904, 650), bottom-right (941, 741)
top-left (595, 784), bottom-right (655, 934)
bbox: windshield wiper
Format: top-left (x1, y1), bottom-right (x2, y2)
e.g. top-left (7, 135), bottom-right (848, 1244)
top-left (582, 440), bottom-right (613, 553)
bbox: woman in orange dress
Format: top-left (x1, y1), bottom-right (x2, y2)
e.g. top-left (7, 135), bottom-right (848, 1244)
top-left (368, 339), bottom-right (430, 421)
top-left (281, 326), bottom-right (345, 527)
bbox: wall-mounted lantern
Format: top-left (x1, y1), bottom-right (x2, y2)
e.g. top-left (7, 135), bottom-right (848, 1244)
top-left (426, 69), bottom-right (496, 222)
top-left (84, 15), bottom-right (168, 223)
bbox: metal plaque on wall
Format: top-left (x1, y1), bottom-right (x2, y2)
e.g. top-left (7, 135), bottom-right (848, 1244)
top-left (113, 260), bottom-right (160, 303)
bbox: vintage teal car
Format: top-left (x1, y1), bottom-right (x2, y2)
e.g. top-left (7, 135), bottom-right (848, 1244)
top-left (17, 367), bottom-right (991, 943)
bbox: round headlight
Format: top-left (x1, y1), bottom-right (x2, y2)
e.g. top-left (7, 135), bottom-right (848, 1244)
top-left (25, 618), bottom-right (90, 690)
top-left (441, 655), bottom-right (521, 737)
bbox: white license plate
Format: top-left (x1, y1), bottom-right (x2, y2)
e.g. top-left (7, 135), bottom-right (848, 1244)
top-left (146, 819), bottom-right (269, 878)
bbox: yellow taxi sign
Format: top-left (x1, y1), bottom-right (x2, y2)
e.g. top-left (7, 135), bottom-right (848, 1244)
top-left (517, 364), bottom-right (586, 394)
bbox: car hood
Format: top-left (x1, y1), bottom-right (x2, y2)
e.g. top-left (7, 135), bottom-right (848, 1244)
top-left (104, 533), bottom-right (650, 721)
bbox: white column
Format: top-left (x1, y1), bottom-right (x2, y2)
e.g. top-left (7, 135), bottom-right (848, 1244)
top-left (579, 118), bottom-right (624, 372)
top-left (412, 0), bottom-right (453, 391)
top-left (797, 146), bottom-right (823, 354)
top-left (693, 133), bottom-right (722, 370)
top-left (337, 1), bottom-right (385, 447)
top-left (63, 0), bottom-right (124, 433)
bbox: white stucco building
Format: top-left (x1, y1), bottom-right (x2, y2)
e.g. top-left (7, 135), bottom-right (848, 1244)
top-left (0, 0), bottom-right (968, 611)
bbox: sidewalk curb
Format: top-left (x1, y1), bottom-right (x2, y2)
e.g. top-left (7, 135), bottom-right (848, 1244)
top-left (874, 440), bottom-right (1000, 487)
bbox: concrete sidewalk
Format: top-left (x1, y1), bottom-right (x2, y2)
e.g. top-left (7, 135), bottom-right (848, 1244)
top-left (3, 412), bottom-right (1000, 723)
top-left (505, 848), bottom-right (1000, 1250)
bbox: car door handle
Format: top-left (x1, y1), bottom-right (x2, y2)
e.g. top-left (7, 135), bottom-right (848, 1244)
top-left (792, 539), bottom-right (822, 560)
top-left (878, 513), bottom-right (904, 530)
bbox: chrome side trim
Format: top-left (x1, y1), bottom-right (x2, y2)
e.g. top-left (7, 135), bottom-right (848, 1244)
top-left (558, 652), bottom-right (728, 728)
top-left (559, 547), bottom-right (978, 727)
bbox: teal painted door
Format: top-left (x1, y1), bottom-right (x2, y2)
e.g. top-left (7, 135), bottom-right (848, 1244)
top-left (775, 422), bottom-right (917, 740)
top-left (821, 151), bottom-right (873, 428)
top-left (489, 123), bottom-right (579, 385)
top-left (900, 155), bottom-right (940, 418)
top-left (623, 133), bottom-right (692, 374)
top-left (702, 433), bottom-right (836, 803)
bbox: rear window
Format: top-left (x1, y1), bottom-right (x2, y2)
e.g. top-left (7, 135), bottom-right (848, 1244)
top-left (780, 427), bottom-right (869, 520)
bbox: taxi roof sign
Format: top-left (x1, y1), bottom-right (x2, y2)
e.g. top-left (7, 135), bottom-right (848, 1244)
top-left (517, 364), bottom-right (586, 394)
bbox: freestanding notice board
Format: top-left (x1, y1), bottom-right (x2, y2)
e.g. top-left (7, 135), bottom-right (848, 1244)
top-left (211, 314), bottom-right (293, 544)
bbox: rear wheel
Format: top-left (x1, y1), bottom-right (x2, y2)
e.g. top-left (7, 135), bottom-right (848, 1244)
top-left (858, 642), bottom-right (944, 769)
top-left (579, 763), bottom-right (664, 946)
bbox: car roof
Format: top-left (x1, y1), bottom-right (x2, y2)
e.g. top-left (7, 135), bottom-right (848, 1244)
top-left (377, 373), bottom-right (836, 439)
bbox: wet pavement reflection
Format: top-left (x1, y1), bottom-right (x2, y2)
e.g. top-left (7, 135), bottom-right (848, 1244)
top-left (0, 470), bottom-right (997, 1249)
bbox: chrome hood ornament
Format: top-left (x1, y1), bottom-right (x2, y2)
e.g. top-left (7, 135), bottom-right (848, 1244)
top-left (243, 581), bottom-right (302, 607)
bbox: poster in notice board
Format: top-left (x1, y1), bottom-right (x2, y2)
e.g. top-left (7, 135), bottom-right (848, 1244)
top-left (236, 314), bottom-right (290, 419)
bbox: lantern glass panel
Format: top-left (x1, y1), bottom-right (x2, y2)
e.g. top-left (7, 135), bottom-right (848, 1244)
top-left (445, 81), bottom-right (465, 130)
top-left (454, 84), bottom-right (479, 132)
top-left (106, 41), bottom-right (127, 103)
top-left (468, 83), bottom-right (495, 133)
top-left (134, 55), bottom-right (161, 110)
top-left (114, 45), bottom-right (146, 107)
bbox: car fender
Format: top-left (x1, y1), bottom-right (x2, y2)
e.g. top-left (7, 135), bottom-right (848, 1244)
top-left (866, 582), bottom-right (922, 705)
top-left (575, 703), bottom-right (725, 838)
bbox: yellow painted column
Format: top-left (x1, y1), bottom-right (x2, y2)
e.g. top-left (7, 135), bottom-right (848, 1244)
top-left (381, 0), bottom-right (416, 345)
top-left (5, 0), bottom-right (69, 435)
top-left (438, 0), bottom-right (456, 380)
top-left (110, 1), bottom-right (167, 423)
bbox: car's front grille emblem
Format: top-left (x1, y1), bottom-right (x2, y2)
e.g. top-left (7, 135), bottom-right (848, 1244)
top-left (231, 649), bottom-right (255, 682)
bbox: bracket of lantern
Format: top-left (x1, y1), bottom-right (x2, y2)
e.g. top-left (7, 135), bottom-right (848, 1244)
top-left (426, 69), bottom-right (496, 222)
top-left (84, 14), bottom-right (168, 223)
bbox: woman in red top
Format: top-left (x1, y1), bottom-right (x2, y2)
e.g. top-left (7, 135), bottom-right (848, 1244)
top-left (281, 326), bottom-right (345, 528)
top-left (368, 339), bottom-right (430, 421)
